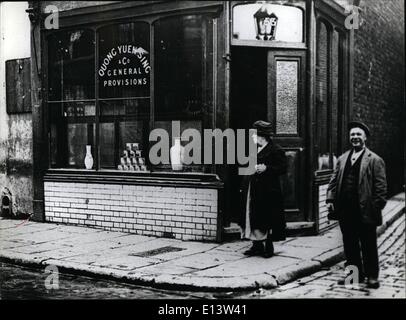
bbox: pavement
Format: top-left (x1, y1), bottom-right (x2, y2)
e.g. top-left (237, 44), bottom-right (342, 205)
top-left (0, 193), bottom-right (404, 291)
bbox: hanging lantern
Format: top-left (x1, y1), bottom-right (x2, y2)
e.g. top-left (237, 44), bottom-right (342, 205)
top-left (254, 3), bottom-right (278, 40)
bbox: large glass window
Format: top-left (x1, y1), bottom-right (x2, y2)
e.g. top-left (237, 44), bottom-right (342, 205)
top-left (316, 20), bottom-right (346, 172)
top-left (47, 14), bottom-right (215, 172)
top-left (48, 29), bottom-right (95, 168)
top-left (154, 15), bottom-right (214, 172)
top-left (98, 22), bottom-right (150, 170)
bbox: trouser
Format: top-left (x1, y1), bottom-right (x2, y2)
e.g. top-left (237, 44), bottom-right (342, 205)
top-left (339, 215), bottom-right (379, 279)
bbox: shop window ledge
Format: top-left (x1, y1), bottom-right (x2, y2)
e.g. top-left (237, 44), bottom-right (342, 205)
top-left (44, 169), bottom-right (224, 189)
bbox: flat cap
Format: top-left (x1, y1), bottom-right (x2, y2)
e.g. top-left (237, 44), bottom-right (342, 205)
top-left (348, 121), bottom-right (370, 137)
top-left (253, 120), bottom-right (273, 136)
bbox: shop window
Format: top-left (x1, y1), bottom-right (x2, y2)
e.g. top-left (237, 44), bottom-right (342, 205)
top-left (48, 29), bottom-right (95, 168)
top-left (47, 14), bottom-right (215, 172)
top-left (153, 15), bottom-right (214, 172)
top-left (48, 30), bottom-right (95, 102)
top-left (316, 20), bottom-right (346, 172)
top-left (98, 22), bottom-right (150, 170)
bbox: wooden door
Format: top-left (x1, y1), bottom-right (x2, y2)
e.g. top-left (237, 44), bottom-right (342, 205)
top-left (268, 50), bottom-right (307, 221)
top-left (228, 47), bottom-right (307, 225)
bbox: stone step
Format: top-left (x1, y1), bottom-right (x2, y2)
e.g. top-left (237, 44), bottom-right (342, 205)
top-left (223, 221), bottom-right (316, 241)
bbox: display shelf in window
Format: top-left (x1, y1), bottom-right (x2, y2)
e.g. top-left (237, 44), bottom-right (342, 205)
top-left (62, 101), bottom-right (96, 117)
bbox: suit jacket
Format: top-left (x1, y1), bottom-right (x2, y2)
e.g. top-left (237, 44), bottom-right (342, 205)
top-left (240, 142), bottom-right (287, 240)
top-left (326, 147), bottom-right (387, 225)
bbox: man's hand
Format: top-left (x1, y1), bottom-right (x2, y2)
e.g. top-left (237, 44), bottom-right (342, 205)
top-left (255, 164), bottom-right (267, 174)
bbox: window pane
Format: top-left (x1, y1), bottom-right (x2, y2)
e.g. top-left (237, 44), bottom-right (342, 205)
top-left (276, 60), bottom-right (298, 134)
top-left (98, 22), bottom-right (150, 99)
top-left (48, 29), bottom-right (95, 169)
top-left (316, 21), bottom-right (330, 170)
top-left (67, 123), bottom-right (95, 168)
top-left (154, 14), bottom-right (214, 172)
top-left (99, 123), bottom-right (115, 168)
top-left (119, 121), bottom-right (148, 171)
top-left (154, 15), bottom-right (213, 121)
top-left (99, 99), bottom-right (149, 170)
top-left (48, 29), bottom-right (95, 101)
top-left (153, 120), bottom-right (203, 172)
top-left (49, 101), bottom-right (96, 168)
top-left (49, 103), bottom-right (63, 167)
top-left (331, 30), bottom-right (340, 159)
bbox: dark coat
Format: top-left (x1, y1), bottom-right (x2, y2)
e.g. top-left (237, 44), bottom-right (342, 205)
top-left (326, 147), bottom-right (387, 226)
top-left (239, 141), bottom-right (288, 241)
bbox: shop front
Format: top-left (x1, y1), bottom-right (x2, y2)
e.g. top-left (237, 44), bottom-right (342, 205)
top-left (30, 0), bottom-right (353, 241)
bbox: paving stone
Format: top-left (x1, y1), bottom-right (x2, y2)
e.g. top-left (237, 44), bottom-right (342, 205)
top-left (189, 255), bottom-right (298, 277)
top-left (90, 255), bottom-right (159, 271)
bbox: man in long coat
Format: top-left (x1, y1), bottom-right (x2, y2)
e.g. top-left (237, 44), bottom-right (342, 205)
top-left (240, 120), bottom-right (287, 258)
top-left (326, 121), bottom-right (387, 289)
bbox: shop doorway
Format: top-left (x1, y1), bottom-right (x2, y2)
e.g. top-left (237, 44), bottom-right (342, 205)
top-left (229, 46), bottom-right (307, 225)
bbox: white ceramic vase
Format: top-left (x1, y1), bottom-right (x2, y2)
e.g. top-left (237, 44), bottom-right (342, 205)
top-left (84, 145), bottom-right (94, 169)
top-left (170, 137), bottom-right (185, 171)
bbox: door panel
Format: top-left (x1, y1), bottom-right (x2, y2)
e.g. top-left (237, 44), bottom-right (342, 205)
top-left (268, 50), bottom-right (306, 221)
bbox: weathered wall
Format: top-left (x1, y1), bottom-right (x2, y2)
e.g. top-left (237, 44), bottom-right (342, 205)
top-left (353, 0), bottom-right (405, 196)
top-left (0, 2), bottom-right (33, 216)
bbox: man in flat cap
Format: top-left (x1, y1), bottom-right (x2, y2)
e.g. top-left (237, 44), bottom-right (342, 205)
top-left (326, 121), bottom-right (387, 288)
top-left (240, 120), bottom-right (287, 258)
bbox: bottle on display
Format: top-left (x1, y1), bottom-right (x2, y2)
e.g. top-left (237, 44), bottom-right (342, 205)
top-left (84, 145), bottom-right (94, 169)
top-left (170, 137), bottom-right (185, 171)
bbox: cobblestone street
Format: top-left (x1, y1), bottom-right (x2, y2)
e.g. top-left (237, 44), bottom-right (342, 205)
top-left (244, 214), bottom-right (405, 299)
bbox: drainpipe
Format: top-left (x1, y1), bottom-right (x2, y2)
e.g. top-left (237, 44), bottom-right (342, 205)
top-left (27, 1), bottom-right (45, 222)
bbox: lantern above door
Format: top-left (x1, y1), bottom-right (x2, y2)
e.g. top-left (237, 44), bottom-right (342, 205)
top-left (232, 2), bottom-right (305, 45)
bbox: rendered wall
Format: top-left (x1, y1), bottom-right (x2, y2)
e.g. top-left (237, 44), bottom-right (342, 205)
top-left (0, 2), bottom-right (33, 216)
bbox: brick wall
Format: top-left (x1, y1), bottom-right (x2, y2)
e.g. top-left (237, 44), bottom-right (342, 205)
top-left (353, 0), bottom-right (405, 196)
top-left (44, 182), bottom-right (219, 241)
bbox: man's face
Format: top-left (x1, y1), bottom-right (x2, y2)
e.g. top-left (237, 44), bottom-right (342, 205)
top-left (349, 127), bottom-right (367, 149)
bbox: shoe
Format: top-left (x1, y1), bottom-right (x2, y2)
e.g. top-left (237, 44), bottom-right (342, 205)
top-left (262, 251), bottom-right (274, 258)
top-left (366, 278), bottom-right (380, 289)
top-left (263, 238), bottom-right (274, 258)
top-left (243, 242), bottom-right (264, 256)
